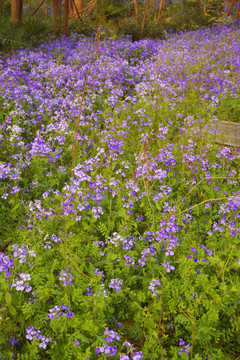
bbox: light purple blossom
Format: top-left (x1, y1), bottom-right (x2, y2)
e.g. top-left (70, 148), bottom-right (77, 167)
top-left (149, 279), bottom-right (161, 296)
top-left (109, 279), bottom-right (123, 292)
top-left (59, 269), bottom-right (74, 286)
top-left (26, 327), bottom-right (52, 349)
top-left (162, 262), bottom-right (175, 273)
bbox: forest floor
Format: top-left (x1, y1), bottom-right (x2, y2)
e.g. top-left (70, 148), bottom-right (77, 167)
top-left (0, 24), bottom-right (240, 359)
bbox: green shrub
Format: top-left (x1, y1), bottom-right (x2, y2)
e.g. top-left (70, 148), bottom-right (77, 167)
top-left (0, 17), bottom-right (51, 52)
top-left (68, 18), bottom-right (98, 37)
top-left (163, 6), bottom-right (209, 33)
top-left (118, 18), bottom-right (166, 41)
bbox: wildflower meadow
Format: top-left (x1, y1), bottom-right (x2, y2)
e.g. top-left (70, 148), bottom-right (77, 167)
top-left (0, 24), bottom-right (240, 359)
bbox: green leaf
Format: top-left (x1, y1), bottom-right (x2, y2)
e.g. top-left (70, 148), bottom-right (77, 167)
top-left (107, 253), bottom-right (117, 262)
top-left (9, 304), bottom-right (16, 316)
top-left (118, 207), bottom-right (126, 217)
top-left (137, 292), bottom-right (146, 302)
top-left (6, 292), bottom-right (12, 307)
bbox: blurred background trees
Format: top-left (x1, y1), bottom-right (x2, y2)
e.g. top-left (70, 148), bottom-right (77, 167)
top-left (0, 0), bottom-right (239, 50)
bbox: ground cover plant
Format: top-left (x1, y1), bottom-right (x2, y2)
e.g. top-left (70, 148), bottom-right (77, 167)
top-left (0, 23), bottom-right (240, 359)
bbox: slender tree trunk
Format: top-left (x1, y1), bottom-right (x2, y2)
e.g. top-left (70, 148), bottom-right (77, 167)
top-left (203, 0), bottom-right (208, 16)
top-left (31, 0), bottom-right (45, 17)
top-left (133, 0), bottom-right (139, 24)
top-left (152, 0), bottom-right (158, 21)
top-left (11, 0), bottom-right (23, 22)
top-left (195, 0), bottom-right (201, 15)
top-left (225, 0), bottom-right (238, 16)
top-left (68, 0), bottom-right (73, 18)
top-left (217, 0), bottom-right (224, 17)
top-left (63, 0), bottom-right (69, 36)
top-left (43, 3), bottom-right (48, 19)
top-left (234, 2), bottom-right (240, 18)
top-left (69, 0), bottom-right (83, 18)
top-left (52, 0), bottom-right (62, 35)
top-left (157, 0), bottom-right (166, 19)
top-left (141, 0), bottom-right (150, 38)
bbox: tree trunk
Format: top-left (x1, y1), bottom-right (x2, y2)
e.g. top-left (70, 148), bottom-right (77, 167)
top-left (157, 0), bottom-right (166, 19)
top-left (217, 0), bottom-right (224, 17)
top-left (52, 0), bottom-right (62, 36)
top-left (195, 0), bottom-right (201, 15)
top-left (225, 0), bottom-right (238, 16)
top-left (31, 0), bottom-right (45, 17)
top-left (63, 0), bottom-right (69, 36)
top-left (69, 0), bottom-right (83, 18)
top-left (234, 2), bottom-right (240, 18)
top-left (152, 0), bottom-right (158, 21)
top-left (11, 0), bottom-right (23, 22)
top-left (141, 0), bottom-right (150, 38)
top-left (133, 0), bottom-right (139, 24)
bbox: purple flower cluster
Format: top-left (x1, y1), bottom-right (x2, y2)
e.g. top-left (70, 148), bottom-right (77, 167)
top-left (162, 262), bottom-right (175, 273)
top-left (94, 267), bottom-right (105, 278)
top-left (9, 336), bottom-right (18, 346)
top-left (95, 343), bottom-right (118, 356)
top-left (178, 339), bottom-right (190, 355)
top-left (138, 246), bottom-right (156, 267)
top-left (120, 341), bottom-right (144, 360)
top-left (44, 233), bottom-right (63, 249)
top-left (95, 327), bottom-right (120, 357)
top-left (26, 326), bottom-right (52, 349)
top-left (95, 326), bottom-right (144, 358)
top-left (12, 244), bottom-right (36, 265)
top-left (0, 253), bottom-right (13, 281)
top-left (124, 254), bottom-right (135, 267)
top-left (109, 278), bottom-right (123, 292)
top-left (59, 269), bottom-right (74, 286)
top-left (47, 304), bottom-right (74, 320)
top-left (104, 327), bottom-right (120, 342)
top-left (149, 279), bottom-right (161, 296)
top-left (11, 273), bottom-right (32, 292)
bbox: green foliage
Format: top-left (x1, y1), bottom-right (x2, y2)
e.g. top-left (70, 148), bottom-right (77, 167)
top-left (163, 4), bottom-right (210, 33)
top-left (118, 18), bottom-right (166, 41)
top-left (0, 17), bottom-right (51, 51)
top-left (216, 96), bottom-right (240, 123)
top-left (0, 26), bottom-right (240, 360)
top-left (68, 18), bottom-right (98, 37)
top-left (95, 0), bottom-right (133, 21)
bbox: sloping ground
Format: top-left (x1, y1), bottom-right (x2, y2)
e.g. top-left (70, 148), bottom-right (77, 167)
top-left (0, 25), bottom-right (240, 359)
top-left (191, 120), bottom-right (240, 147)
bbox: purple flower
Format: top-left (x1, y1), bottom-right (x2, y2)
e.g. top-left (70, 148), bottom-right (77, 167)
top-left (47, 304), bottom-right (74, 320)
top-left (132, 351), bottom-right (144, 360)
top-left (179, 344), bottom-right (190, 355)
top-left (9, 336), bottom-right (18, 346)
top-left (0, 253), bottom-right (13, 281)
top-left (95, 344), bottom-right (118, 356)
top-left (109, 279), bottom-right (123, 293)
top-left (104, 327), bottom-right (120, 343)
top-left (11, 273), bottom-right (32, 293)
top-left (149, 279), bottom-right (161, 296)
top-left (205, 249), bottom-right (213, 256)
top-left (162, 262), bottom-right (175, 273)
top-left (59, 269), bottom-right (74, 286)
top-left (26, 327), bottom-right (52, 348)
